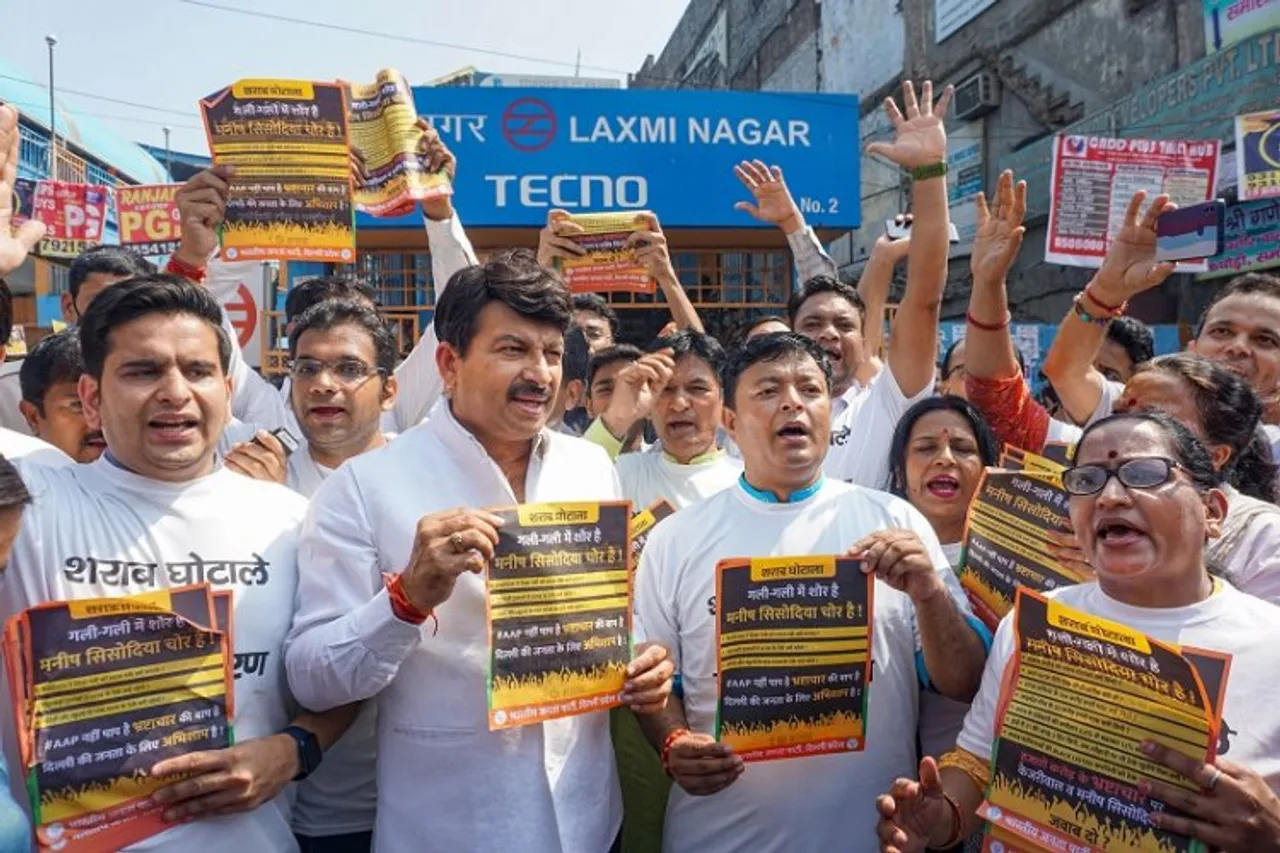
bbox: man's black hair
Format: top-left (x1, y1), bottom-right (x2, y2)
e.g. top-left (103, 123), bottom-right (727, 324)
top-left (1105, 316), bottom-right (1155, 368)
top-left (79, 275), bottom-right (231, 379)
top-left (285, 275), bottom-right (377, 324)
top-left (652, 330), bottom-right (726, 388)
top-left (572, 292), bottom-right (620, 336)
top-left (19, 330), bottom-right (84, 412)
top-left (563, 327), bottom-right (591, 386)
top-left (289, 299), bottom-right (397, 375)
top-left (69, 246), bottom-right (156, 301)
top-left (586, 344), bottom-right (644, 391)
top-left (786, 275), bottom-right (867, 326)
top-left (722, 332), bottom-right (833, 409)
top-left (434, 250), bottom-right (572, 356)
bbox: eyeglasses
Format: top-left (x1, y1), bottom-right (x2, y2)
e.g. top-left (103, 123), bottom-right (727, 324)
top-left (288, 357), bottom-right (386, 386)
top-left (1061, 456), bottom-right (1183, 496)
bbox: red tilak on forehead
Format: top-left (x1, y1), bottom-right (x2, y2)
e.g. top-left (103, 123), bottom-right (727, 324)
top-left (1108, 450), bottom-right (1120, 459)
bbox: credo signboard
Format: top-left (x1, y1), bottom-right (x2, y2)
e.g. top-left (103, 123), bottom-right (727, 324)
top-left (355, 87), bottom-right (861, 230)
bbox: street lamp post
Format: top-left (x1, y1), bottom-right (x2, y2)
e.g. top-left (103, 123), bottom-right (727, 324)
top-left (45, 34), bottom-right (57, 178)
top-left (163, 126), bottom-right (172, 179)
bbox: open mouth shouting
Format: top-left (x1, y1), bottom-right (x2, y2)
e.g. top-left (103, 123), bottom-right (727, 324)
top-left (925, 473), bottom-right (960, 500)
top-left (147, 413), bottom-right (199, 444)
top-left (776, 420), bottom-right (811, 447)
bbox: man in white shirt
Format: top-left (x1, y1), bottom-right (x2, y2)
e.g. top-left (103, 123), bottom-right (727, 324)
top-left (0, 275), bottom-right (356, 851)
top-left (634, 331), bottom-right (990, 853)
top-left (612, 331), bottom-right (741, 511)
top-left (285, 250), bottom-right (675, 853)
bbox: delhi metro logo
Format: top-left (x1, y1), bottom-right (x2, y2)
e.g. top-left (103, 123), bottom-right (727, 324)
top-left (502, 98), bottom-right (557, 152)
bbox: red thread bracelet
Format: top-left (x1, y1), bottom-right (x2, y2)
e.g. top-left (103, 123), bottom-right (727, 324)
top-left (660, 727), bottom-right (691, 777)
top-left (165, 254), bottom-right (207, 284)
top-left (966, 310), bottom-right (1011, 332)
top-left (1082, 283), bottom-right (1127, 316)
top-left (382, 573), bottom-right (439, 635)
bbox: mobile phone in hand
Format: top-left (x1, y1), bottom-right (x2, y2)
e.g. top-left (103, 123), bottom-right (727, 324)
top-left (255, 426), bottom-right (300, 457)
top-left (1155, 200), bottom-right (1225, 262)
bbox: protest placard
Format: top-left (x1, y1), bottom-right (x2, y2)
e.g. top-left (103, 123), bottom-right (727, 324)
top-left (715, 556), bottom-right (873, 762)
top-left (3, 585), bottom-right (233, 853)
top-left (200, 79), bottom-right (355, 263)
top-left (979, 588), bottom-right (1230, 853)
top-left (486, 501), bottom-right (633, 730)
top-left (116, 184), bottom-right (183, 256)
top-left (630, 499), bottom-right (675, 566)
top-left (1046, 135), bottom-right (1219, 271)
top-left (29, 181), bottom-right (110, 258)
top-left (960, 468), bottom-right (1085, 630)
top-left (1235, 109), bottom-right (1280, 201)
top-left (345, 68), bottom-right (452, 217)
top-left (553, 212), bottom-right (656, 293)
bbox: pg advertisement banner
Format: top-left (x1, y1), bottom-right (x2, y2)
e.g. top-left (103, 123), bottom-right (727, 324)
top-left (116, 184), bottom-right (183, 256)
top-left (31, 181), bottom-right (111, 258)
top-left (355, 87), bottom-right (860, 229)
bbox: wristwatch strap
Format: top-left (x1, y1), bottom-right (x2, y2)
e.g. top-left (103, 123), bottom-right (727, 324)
top-left (911, 161), bottom-right (949, 181)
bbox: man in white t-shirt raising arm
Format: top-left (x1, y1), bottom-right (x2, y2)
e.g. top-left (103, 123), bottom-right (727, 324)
top-left (634, 331), bottom-right (989, 853)
top-left (786, 81), bottom-right (955, 490)
top-left (285, 250), bottom-right (676, 853)
top-left (0, 275), bottom-right (356, 851)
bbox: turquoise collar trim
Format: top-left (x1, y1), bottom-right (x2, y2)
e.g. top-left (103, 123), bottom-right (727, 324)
top-left (738, 473), bottom-right (824, 504)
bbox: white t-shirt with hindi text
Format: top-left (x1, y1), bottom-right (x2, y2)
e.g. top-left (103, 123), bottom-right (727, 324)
top-left (635, 478), bottom-right (978, 853)
top-left (614, 445), bottom-right (742, 512)
top-left (0, 457), bottom-right (308, 852)
top-left (824, 367), bottom-right (931, 491)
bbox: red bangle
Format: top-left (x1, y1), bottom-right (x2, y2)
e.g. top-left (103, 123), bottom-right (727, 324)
top-left (166, 254), bottom-right (207, 284)
top-left (1082, 283), bottom-right (1126, 316)
top-left (966, 310), bottom-right (1011, 332)
top-left (383, 573), bottom-right (438, 634)
top-left (660, 727), bottom-right (691, 777)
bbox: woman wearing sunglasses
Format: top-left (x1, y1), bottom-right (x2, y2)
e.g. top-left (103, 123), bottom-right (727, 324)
top-left (874, 412), bottom-right (1280, 853)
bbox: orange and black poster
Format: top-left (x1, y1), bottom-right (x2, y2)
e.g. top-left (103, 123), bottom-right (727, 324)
top-left (978, 588), bottom-right (1230, 853)
top-left (554, 211), bottom-right (656, 293)
top-left (4, 585), bottom-right (233, 852)
top-left (486, 501), bottom-right (633, 730)
top-left (714, 556), bottom-right (873, 763)
top-left (960, 469), bottom-right (1085, 629)
top-left (200, 79), bottom-right (354, 263)
top-left (630, 499), bottom-right (676, 566)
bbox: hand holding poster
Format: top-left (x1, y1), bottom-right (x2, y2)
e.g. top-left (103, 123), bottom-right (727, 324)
top-left (1235, 109), bottom-right (1280, 201)
top-left (30, 181), bottom-right (110, 258)
top-left (117, 184), bottom-right (183, 256)
top-left (960, 467), bottom-right (1087, 629)
top-left (1046, 135), bottom-right (1220, 271)
top-left (715, 556), bottom-right (873, 762)
top-left (345, 68), bottom-right (452, 217)
top-left (979, 588), bottom-right (1230, 853)
top-left (2, 585), bottom-right (234, 852)
top-left (486, 501), bottom-right (633, 730)
top-left (553, 211), bottom-right (657, 293)
top-left (200, 79), bottom-right (355, 263)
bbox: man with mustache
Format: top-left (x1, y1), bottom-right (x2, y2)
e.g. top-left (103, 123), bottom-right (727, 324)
top-left (18, 330), bottom-right (106, 462)
top-left (633, 332), bottom-right (988, 853)
top-left (285, 250), bottom-right (676, 853)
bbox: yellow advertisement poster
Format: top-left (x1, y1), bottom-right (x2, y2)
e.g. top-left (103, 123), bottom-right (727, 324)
top-left (345, 68), bottom-right (452, 217)
top-left (200, 78), bottom-right (355, 262)
top-left (486, 501), bottom-right (633, 730)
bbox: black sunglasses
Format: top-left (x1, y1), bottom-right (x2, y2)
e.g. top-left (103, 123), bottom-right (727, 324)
top-left (1061, 456), bottom-right (1184, 496)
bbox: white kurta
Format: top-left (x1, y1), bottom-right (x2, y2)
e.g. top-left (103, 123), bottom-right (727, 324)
top-left (635, 478), bottom-right (978, 853)
top-left (285, 401), bottom-right (624, 853)
top-left (614, 445), bottom-right (742, 511)
top-left (0, 457), bottom-right (308, 851)
top-left (0, 425), bottom-right (72, 468)
top-left (823, 367), bottom-right (930, 490)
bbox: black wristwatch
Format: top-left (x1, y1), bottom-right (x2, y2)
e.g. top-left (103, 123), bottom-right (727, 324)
top-left (282, 725), bottom-right (323, 781)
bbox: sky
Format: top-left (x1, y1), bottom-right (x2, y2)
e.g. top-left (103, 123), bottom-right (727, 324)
top-left (5, 0), bottom-right (690, 156)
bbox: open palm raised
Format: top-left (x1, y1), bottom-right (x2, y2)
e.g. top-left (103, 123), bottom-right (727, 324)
top-left (866, 81), bottom-right (954, 170)
top-left (970, 170), bottom-right (1027, 287)
top-left (0, 105), bottom-right (47, 277)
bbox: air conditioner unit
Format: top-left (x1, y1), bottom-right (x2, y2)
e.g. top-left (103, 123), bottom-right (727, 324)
top-left (953, 71), bottom-right (1000, 121)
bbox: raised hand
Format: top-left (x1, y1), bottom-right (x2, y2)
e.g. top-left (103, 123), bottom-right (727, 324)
top-left (875, 758), bottom-right (956, 853)
top-left (536, 209), bottom-right (586, 268)
top-left (1091, 191), bottom-right (1177, 306)
top-left (173, 165), bottom-right (234, 270)
top-left (0, 105), bottom-right (48, 277)
top-left (866, 81), bottom-right (954, 170)
top-left (733, 160), bottom-right (803, 233)
top-left (970, 170), bottom-right (1027, 289)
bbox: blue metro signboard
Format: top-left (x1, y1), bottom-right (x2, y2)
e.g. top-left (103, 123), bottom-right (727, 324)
top-left (356, 86), bottom-right (860, 230)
